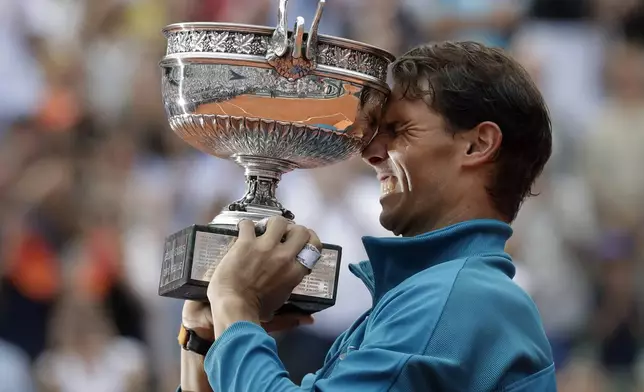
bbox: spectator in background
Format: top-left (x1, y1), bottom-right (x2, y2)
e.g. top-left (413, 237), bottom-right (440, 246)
top-left (0, 268), bottom-right (36, 392)
top-left (509, 32), bottom-right (597, 375)
top-left (0, 157), bottom-right (76, 360)
top-left (0, 0), bottom-right (48, 138)
top-left (509, 172), bottom-right (595, 373)
top-left (582, 38), bottom-right (644, 391)
top-left (402, 0), bottom-right (526, 49)
top-left (584, 39), bottom-right (644, 232)
top-left (592, 233), bottom-right (641, 391)
top-left (621, 2), bottom-right (644, 45)
top-left (83, 2), bottom-right (139, 128)
top-left (0, 338), bottom-right (36, 392)
top-left (35, 297), bottom-right (148, 392)
top-left (348, 0), bottom-right (403, 53)
top-left (511, 0), bottom-right (605, 139)
top-left (66, 210), bottom-right (146, 343)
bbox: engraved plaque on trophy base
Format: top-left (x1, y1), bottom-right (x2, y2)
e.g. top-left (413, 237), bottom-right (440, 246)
top-left (158, 224), bottom-right (342, 314)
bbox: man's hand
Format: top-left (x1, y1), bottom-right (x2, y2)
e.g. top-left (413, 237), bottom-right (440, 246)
top-left (207, 216), bottom-right (322, 335)
top-left (182, 300), bottom-right (314, 338)
top-left (183, 301), bottom-right (216, 341)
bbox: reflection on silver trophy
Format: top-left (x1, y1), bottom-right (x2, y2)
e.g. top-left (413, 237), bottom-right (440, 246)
top-left (157, 0), bottom-right (394, 314)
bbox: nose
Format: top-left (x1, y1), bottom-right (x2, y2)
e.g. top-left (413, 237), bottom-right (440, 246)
top-left (362, 131), bottom-right (389, 166)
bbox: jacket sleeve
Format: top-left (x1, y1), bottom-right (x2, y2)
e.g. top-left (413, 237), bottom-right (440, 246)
top-left (203, 322), bottom-right (304, 392)
top-left (203, 321), bottom-right (436, 392)
top-left (203, 260), bottom-right (556, 391)
top-left (203, 282), bottom-right (456, 392)
top-left (202, 274), bottom-right (456, 392)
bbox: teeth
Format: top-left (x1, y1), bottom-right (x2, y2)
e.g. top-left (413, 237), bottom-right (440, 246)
top-left (381, 177), bottom-right (396, 195)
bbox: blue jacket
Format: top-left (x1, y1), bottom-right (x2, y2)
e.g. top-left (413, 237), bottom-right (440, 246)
top-left (200, 219), bottom-right (556, 391)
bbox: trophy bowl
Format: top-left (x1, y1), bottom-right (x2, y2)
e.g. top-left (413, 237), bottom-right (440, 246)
top-left (158, 0), bottom-right (394, 314)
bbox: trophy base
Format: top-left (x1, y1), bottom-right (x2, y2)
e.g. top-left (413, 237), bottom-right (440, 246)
top-left (158, 224), bottom-right (342, 315)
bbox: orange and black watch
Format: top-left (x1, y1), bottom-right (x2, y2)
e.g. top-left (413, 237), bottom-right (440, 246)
top-left (178, 325), bottom-right (214, 356)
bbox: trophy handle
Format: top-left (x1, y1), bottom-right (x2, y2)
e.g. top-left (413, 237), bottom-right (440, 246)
top-left (266, 0), bottom-right (326, 80)
top-left (270, 0), bottom-right (289, 57)
top-left (306, 0), bottom-right (325, 61)
top-left (291, 17), bottom-right (305, 59)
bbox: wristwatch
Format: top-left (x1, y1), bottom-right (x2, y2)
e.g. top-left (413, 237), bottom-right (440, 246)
top-left (178, 325), bottom-right (214, 356)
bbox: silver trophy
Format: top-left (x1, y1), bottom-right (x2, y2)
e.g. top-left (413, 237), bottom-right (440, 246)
top-left (158, 0), bottom-right (394, 314)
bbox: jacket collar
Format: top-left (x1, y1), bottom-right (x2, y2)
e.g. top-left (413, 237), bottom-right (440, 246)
top-left (349, 219), bottom-right (514, 304)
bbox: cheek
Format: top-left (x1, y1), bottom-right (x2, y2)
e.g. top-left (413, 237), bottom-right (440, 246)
top-left (388, 136), bottom-right (420, 192)
top-left (388, 151), bottom-right (411, 192)
top-left (390, 142), bottom-right (455, 195)
top-left (389, 149), bottom-right (432, 194)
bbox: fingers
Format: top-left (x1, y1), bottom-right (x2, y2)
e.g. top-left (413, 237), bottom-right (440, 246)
top-left (242, 216), bottom-right (323, 278)
top-left (182, 300), bottom-right (214, 338)
top-left (281, 224), bottom-right (311, 256)
top-left (307, 229), bottom-right (323, 252)
top-left (237, 219), bottom-right (257, 241)
top-left (260, 216), bottom-right (289, 246)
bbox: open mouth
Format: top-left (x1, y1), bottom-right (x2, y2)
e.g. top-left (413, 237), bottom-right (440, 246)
top-left (380, 176), bottom-right (397, 196)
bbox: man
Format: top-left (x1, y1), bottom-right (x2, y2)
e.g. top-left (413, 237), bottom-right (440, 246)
top-left (177, 41), bottom-right (556, 391)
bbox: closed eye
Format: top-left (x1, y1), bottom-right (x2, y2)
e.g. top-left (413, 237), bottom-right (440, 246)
top-left (382, 121), bottom-right (399, 135)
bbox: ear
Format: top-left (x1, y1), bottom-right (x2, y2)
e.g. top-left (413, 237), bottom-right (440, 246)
top-left (460, 121), bottom-right (502, 167)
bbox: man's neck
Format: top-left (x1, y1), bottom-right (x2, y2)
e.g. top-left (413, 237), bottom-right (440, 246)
top-left (402, 202), bottom-right (506, 238)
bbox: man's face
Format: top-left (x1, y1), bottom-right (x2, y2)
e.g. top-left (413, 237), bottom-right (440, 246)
top-left (362, 87), bottom-right (463, 236)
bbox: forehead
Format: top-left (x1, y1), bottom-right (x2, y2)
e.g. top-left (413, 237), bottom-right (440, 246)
top-left (382, 85), bottom-right (442, 127)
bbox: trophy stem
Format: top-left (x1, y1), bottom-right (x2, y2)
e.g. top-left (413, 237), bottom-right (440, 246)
top-left (211, 155), bottom-right (299, 227)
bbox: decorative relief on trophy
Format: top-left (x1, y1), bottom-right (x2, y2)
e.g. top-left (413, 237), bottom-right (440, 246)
top-left (164, 32), bottom-right (388, 81)
top-left (158, 0), bottom-right (394, 314)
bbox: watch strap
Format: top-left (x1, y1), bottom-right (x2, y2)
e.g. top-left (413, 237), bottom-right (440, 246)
top-left (178, 325), bottom-right (213, 356)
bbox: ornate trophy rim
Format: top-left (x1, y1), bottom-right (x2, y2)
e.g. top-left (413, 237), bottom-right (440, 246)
top-left (161, 22), bottom-right (392, 92)
top-left (161, 0), bottom-right (394, 92)
top-left (159, 55), bottom-right (388, 93)
top-left (162, 22), bottom-right (395, 64)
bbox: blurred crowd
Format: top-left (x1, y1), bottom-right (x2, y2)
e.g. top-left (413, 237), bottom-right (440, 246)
top-left (1, 0), bottom-right (644, 391)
